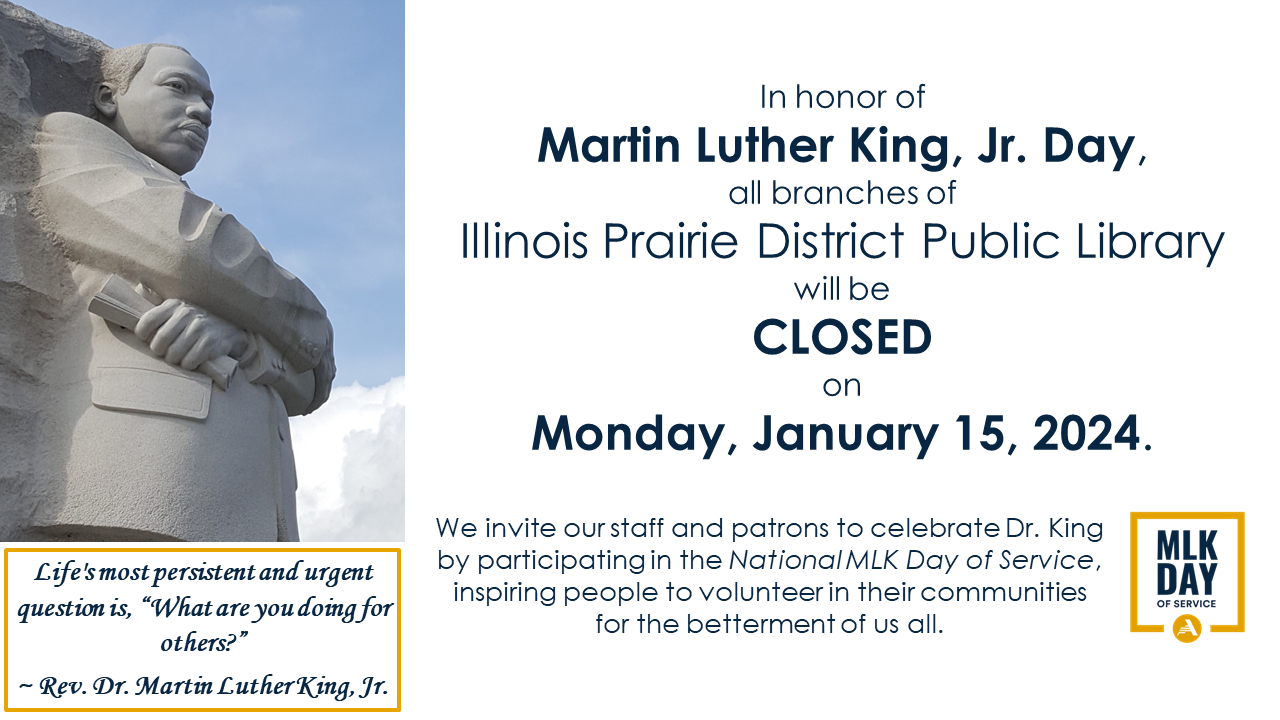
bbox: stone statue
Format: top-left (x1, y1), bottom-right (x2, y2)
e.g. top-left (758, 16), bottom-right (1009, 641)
top-left (0, 4), bottom-right (334, 541)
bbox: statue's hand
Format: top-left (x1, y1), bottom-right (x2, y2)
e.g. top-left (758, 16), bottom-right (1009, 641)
top-left (305, 343), bottom-right (336, 414)
top-left (136, 298), bottom-right (250, 371)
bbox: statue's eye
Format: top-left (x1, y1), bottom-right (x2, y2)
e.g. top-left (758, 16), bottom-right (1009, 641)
top-left (167, 81), bottom-right (185, 91)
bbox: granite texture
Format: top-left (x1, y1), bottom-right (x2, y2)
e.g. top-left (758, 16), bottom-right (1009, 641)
top-left (0, 0), bottom-right (106, 541)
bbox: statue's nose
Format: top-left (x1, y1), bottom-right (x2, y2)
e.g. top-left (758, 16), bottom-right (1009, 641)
top-left (187, 101), bottom-right (212, 126)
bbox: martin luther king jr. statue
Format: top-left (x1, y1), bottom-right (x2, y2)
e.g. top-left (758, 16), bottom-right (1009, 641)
top-left (17, 42), bottom-right (335, 541)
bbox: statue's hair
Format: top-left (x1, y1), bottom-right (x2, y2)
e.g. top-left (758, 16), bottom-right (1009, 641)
top-left (92, 43), bottom-right (190, 118)
top-left (100, 43), bottom-right (191, 93)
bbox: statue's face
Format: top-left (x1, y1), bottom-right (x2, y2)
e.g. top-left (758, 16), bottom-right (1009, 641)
top-left (111, 47), bottom-right (214, 176)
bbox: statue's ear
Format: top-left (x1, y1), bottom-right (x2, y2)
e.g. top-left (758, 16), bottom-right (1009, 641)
top-left (93, 83), bottom-right (118, 120)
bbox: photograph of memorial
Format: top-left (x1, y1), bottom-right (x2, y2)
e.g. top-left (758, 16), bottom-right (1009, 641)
top-left (0, 1), bottom-right (405, 541)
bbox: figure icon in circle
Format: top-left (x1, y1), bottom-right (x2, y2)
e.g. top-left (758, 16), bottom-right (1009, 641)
top-left (1173, 614), bottom-right (1202, 643)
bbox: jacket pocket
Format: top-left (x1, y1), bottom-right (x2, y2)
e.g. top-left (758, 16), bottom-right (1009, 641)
top-left (91, 366), bottom-right (211, 420)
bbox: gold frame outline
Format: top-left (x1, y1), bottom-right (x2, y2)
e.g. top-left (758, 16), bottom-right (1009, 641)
top-left (4, 547), bottom-right (402, 712)
top-left (1128, 512), bottom-right (1244, 634)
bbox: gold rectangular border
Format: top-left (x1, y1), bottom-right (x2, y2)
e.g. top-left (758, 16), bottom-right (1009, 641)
top-left (4, 547), bottom-right (401, 712)
top-left (1129, 512), bottom-right (1244, 633)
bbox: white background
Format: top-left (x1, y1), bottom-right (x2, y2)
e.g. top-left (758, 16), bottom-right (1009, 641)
top-left (419, 2), bottom-right (1275, 718)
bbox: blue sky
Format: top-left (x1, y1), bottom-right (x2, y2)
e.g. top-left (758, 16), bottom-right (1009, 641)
top-left (20, 0), bottom-right (406, 387)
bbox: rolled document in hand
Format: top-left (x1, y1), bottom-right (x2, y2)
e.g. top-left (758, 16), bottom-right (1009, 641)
top-left (87, 274), bottom-right (237, 390)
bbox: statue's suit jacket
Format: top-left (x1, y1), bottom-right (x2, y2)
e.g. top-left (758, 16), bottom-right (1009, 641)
top-left (28, 112), bottom-right (332, 541)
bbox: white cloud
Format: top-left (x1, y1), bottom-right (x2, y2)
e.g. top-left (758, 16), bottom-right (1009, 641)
top-left (290, 377), bottom-right (405, 541)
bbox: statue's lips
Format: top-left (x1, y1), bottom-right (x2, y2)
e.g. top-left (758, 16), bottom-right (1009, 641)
top-left (178, 123), bottom-right (208, 149)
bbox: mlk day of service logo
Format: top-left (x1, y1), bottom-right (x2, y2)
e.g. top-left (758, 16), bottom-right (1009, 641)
top-left (1129, 512), bottom-right (1244, 643)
